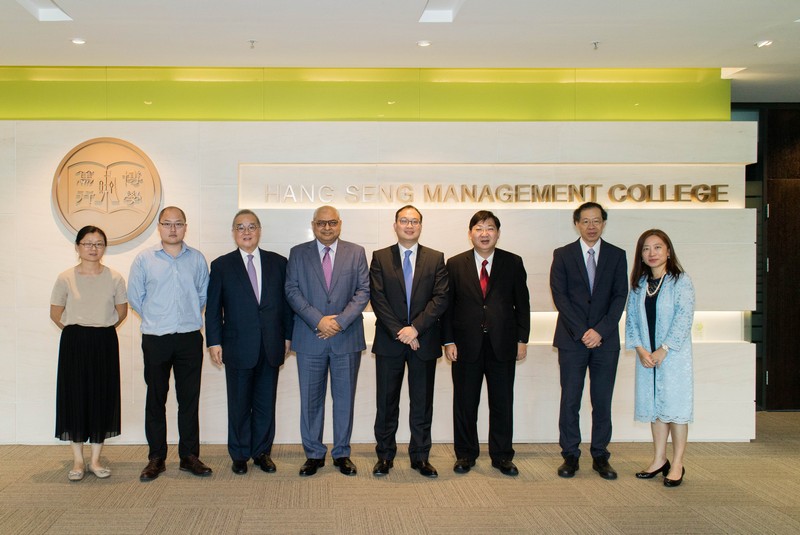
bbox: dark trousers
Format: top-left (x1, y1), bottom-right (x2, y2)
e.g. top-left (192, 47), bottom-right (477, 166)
top-left (225, 344), bottom-right (280, 462)
top-left (452, 335), bottom-right (516, 462)
top-left (374, 349), bottom-right (437, 462)
top-left (558, 348), bottom-right (620, 460)
top-left (142, 331), bottom-right (203, 460)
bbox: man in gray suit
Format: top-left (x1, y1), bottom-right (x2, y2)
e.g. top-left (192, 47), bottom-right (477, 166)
top-left (285, 205), bottom-right (370, 477)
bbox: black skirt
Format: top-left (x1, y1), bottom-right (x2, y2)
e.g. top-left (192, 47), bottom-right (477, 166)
top-left (55, 325), bottom-right (121, 443)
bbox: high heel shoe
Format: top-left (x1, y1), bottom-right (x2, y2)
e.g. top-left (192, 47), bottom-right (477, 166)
top-left (635, 460), bottom-right (670, 479)
top-left (664, 467), bottom-right (685, 487)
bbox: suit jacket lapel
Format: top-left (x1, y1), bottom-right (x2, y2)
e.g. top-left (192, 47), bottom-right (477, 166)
top-left (308, 241), bottom-right (328, 291)
top-left (571, 239), bottom-right (591, 292)
top-left (258, 248), bottom-right (270, 306)
top-left (234, 250), bottom-right (260, 305)
top-left (465, 251), bottom-right (484, 299)
top-left (389, 244), bottom-right (408, 297)
top-left (328, 241), bottom-right (346, 294)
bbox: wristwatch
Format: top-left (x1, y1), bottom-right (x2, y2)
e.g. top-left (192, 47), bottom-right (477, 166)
top-left (660, 343), bottom-right (670, 352)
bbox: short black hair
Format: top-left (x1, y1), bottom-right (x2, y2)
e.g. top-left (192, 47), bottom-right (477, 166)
top-left (469, 210), bottom-right (500, 230)
top-left (75, 226), bottom-right (107, 246)
top-left (573, 202), bottom-right (607, 224)
top-left (394, 205), bottom-right (422, 223)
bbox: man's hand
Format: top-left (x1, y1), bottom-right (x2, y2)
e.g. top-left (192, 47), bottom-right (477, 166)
top-left (284, 340), bottom-right (291, 355)
top-left (445, 344), bottom-right (458, 362)
top-left (316, 315), bottom-right (341, 339)
top-left (516, 342), bottom-right (528, 361)
top-left (209, 345), bottom-right (223, 366)
top-left (582, 328), bottom-right (603, 349)
top-left (396, 325), bottom-right (418, 345)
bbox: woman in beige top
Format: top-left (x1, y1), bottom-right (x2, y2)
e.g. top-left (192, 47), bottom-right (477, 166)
top-left (50, 226), bottom-right (128, 481)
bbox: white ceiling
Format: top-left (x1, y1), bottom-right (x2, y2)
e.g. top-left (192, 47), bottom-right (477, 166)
top-left (1, 0), bottom-right (799, 103)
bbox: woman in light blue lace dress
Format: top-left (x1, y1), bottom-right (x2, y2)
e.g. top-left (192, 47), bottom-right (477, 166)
top-left (625, 229), bottom-right (694, 487)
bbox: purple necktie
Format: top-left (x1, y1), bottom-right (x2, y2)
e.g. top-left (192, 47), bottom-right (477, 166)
top-left (247, 254), bottom-right (259, 303)
top-left (322, 246), bottom-right (332, 290)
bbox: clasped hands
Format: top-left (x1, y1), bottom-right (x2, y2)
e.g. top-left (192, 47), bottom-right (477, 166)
top-left (636, 346), bottom-right (667, 368)
top-left (582, 328), bottom-right (603, 349)
top-left (316, 315), bottom-right (341, 339)
top-left (396, 325), bottom-right (419, 351)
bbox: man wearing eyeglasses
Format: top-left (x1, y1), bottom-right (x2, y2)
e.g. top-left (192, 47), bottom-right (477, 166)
top-left (369, 206), bottom-right (448, 478)
top-left (550, 202), bottom-right (628, 481)
top-left (128, 206), bottom-right (212, 481)
top-left (284, 205), bottom-right (370, 477)
top-left (205, 209), bottom-right (294, 475)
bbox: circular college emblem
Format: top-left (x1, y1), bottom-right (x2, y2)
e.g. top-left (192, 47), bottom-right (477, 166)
top-left (52, 137), bottom-right (162, 245)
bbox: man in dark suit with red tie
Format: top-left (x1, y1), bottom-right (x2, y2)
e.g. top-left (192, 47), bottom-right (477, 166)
top-left (550, 202), bottom-right (628, 480)
top-left (443, 210), bottom-right (530, 476)
top-left (369, 205), bottom-right (449, 478)
top-left (206, 209), bottom-right (294, 475)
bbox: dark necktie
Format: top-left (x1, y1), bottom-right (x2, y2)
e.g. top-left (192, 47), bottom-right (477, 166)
top-left (403, 250), bottom-right (413, 322)
top-left (480, 259), bottom-right (489, 298)
top-left (246, 254), bottom-right (259, 303)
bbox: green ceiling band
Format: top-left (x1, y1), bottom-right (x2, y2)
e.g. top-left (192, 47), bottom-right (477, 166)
top-left (0, 67), bottom-right (729, 121)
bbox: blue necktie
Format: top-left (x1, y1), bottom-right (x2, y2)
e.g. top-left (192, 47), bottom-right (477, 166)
top-left (403, 250), bottom-right (413, 322)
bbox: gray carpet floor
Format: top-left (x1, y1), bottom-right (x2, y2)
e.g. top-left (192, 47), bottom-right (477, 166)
top-left (1, 412), bottom-right (798, 534)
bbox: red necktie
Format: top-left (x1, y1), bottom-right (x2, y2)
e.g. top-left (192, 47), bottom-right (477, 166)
top-left (480, 259), bottom-right (489, 298)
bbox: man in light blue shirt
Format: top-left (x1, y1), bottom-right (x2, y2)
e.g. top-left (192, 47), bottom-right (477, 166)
top-left (128, 206), bottom-right (212, 481)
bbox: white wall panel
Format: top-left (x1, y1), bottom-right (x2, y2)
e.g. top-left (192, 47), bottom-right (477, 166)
top-left (1, 120), bottom-right (757, 445)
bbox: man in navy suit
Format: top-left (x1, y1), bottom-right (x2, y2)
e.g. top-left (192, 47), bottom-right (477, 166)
top-left (369, 205), bottom-right (449, 478)
top-left (206, 209), bottom-right (293, 475)
top-left (443, 210), bottom-right (530, 477)
top-left (550, 202), bottom-right (628, 480)
top-left (285, 205), bottom-right (370, 477)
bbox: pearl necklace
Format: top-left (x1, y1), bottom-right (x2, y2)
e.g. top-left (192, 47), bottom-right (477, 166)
top-left (646, 274), bottom-right (665, 297)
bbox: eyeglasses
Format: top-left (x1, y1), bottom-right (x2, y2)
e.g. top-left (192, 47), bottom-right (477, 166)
top-left (397, 218), bottom-right (421, 227)
top-left (578, 218), bottom-right (603, 227)
top-left (79, 242), bottom-right (106, 250)
top-left (160, 222), bottom-right (186, 229)
top-left (234, 223), bottom-right (260, 233)
top-left (314, 219), bottom-right (340, 229)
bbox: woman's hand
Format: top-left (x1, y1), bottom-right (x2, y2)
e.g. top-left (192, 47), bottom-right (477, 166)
top-left (636, 346), bottom-right (656, 368)
top-left (651, 347), bottom-right (668, 367)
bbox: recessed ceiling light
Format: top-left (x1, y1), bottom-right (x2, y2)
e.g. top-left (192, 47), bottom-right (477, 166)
top-left (755, 40), bottom-right (773, 48)
top-left (15, 0), bottom-right (72, 21)
top-left (417, 40), bottom-right (432, 47)
top-left (71, 38), bottom-right (86, 45)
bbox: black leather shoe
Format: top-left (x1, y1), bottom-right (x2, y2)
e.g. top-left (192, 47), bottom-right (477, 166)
top-left (180, 455), bottom-right (213, 477)
top-left (253, 453), bottom-right (276, 473)
top-left (411, 460), bottom-right (438, 478)
top-left (453, 458), bottom-right (475, 474)
top-left (492, 459), bottom-right (519, 476)
top-left (636, 460), bottom-right (670, 479)
top-left (139, 458), bottom-right (166, 482)
top-left (664, 467), bottom-right (685, 487)
top-left (231, 460), bottom-right (248, 474)
top-left (592, 457), bottom-right (618, 480)
top-left (299, 458), bottom-right (325, 477)
top-left (372, 458), bottom-right (393, 476)
top-left (333, 457), bottom-right (357, 476)
top-left (557, 456), bottom-right (579, 478)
